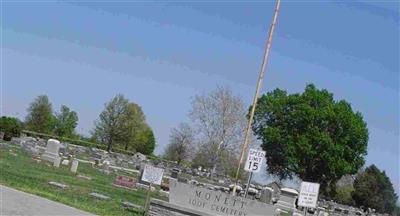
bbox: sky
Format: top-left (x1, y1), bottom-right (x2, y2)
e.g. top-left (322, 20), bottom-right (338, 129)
top-left (2, 1), bottom-right (399, 195)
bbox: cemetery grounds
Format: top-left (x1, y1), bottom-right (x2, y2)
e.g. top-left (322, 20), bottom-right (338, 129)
top-left (0, 141), bottom-right (166, 216)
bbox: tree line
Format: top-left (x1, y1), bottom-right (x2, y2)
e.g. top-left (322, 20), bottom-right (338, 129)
top-left (0, 84), bottom-right (397, 214)
top-left (0, 94), bottom-right (155, 155)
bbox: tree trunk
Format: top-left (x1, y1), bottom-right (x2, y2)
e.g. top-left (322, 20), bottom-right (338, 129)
top-left (107, 141), bottom-right (112, 152)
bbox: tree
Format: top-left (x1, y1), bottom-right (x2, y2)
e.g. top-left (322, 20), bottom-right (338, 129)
top-left (189, 86), bottom-right (246, 176)
top-left (0, 116), bottom-right (23, 140)
top-left (25, 95), bottom-right (54, 133)
top-left (92, 94), bottom-right (129, 152)
top-left (335, 185), bottom-right (354, 205)
top-left (134, 126), bottom-right (156, 155)
top-left (394, 206), bottom-right (400, 216)
top-left (122, 103), bottom-right (146, 151)
top-left (164, 123), bottom-right (194, 164)
top-left (92, 94), bottom-right (155, 154)
top-left (252, 84), bottom-right (369, 195)
top-left (352, 165), bottom-right (398, 214)
top-left (334, 175), bottom-right (355, 205)
top-left (54, 105), bottom-right (78, 138)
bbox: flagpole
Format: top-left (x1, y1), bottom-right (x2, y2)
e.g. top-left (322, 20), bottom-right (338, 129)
top-left (232, 0), bottom-right (281, 195)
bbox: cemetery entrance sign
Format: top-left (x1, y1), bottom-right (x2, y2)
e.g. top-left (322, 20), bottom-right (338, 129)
top-left (169, 180), bottom-right (277, 216)
top-left (298, 181), bottom-right (320, 208)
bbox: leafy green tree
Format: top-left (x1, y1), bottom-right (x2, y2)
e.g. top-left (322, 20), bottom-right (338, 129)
top-left (134, 126), bottom-right (155, 155)
top-left (122, 102), bottom-right (146, 151)
top-left (252, 84), bottom-right (368, 195)
top-left (0, 116), bottom-right (23, 140)
top-left (93, 95), bottom-right (155, 154)
top-left (54, 105), bottom-right (78, 138)
top-left (335, 185), bottom-right (354, 205)
top-left (352, 165), bottom-right (398, 214)
top-left (93, 94), bottom-right (129, 152)
top-left (25, 95), bottom-right (54, 133)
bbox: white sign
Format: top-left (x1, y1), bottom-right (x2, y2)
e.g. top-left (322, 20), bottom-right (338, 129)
top-left (244, 149), bottom-right (266, 173)
top-left (298, 181), bottom-right (320, 208)
top-left (142, 164), bottom-right (164, 185)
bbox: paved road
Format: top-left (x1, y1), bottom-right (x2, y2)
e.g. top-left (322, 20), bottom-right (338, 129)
top-left (0, 185), bottom-right (95, 216)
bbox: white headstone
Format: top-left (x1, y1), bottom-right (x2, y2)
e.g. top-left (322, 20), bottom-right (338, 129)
top-left (41, 139), bottom-right (61, 163)
top-left (53, 156), bottom-right (61, 167)
top-left (260, 187), bottom-right (273, 204)
top-left (276, 187), bottom-right (299, 211)
top-left (71, 159), bottom-right (79, 173)
top-left (61, 159), bottom-right (70, 166)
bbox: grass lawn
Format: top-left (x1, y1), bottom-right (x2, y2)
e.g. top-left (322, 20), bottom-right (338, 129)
top-left (0, 142), bottom-right (165, 216)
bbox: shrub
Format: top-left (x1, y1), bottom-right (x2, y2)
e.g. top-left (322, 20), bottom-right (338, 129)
top-left (0, 116), bottom-right (23, 141)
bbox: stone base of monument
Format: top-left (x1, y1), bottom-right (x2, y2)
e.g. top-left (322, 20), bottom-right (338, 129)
top-left (41, 152), bottom-right (58, 163)
top-left (149, 199), bottom-right (213, 216)
top-left (136, 183), bottom-right (155, 191)
top-left (164, 179), bottom-right (278, 216)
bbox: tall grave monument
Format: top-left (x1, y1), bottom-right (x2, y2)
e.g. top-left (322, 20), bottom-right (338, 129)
top-left (41, 139), bottom-right (61, 163)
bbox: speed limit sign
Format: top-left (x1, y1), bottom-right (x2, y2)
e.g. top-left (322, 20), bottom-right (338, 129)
top-left (244, 149), bottom-right (266, 173)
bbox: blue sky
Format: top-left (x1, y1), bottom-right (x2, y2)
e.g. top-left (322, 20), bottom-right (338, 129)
top-left (2, 1), bottom-right (399, 194)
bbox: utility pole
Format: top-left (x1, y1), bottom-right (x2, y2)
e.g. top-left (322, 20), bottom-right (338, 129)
top-left (232, 0), bottom-right (281, 195)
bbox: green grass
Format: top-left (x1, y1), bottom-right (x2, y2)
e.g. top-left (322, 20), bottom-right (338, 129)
top-left (0, 142), bottom-right (165, 216)
top-left (279, 211), bottom-right (293, 216)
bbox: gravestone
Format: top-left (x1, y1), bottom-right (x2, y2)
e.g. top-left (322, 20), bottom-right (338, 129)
top-left (260, 187), bottom-right (273, 204)
top-left (61, 159), bottom-right (70, 166)
top-left (0, 131), bottom-right (4, 140)
top-left (100, 161), bottom-right (110, 171)
top-left (159, 190), bottom-right (169, 198)
top-left (178, 177), bottom-right (188, 184)
top-left (71, 159), bottom-right (79, 173)
top-left (247, 187), bottom-right (258, 199)
top-left (133, 152), bottom-right (146, 161)
top-left (276, 187), bottom-right (298, 212)
top-left (122, 201), bottom-right (144, 211)
top-left (53, 156), bottom-right (61, 167)
top-left (89, 192), bottom-right (110, 200)
top-left (136, 183), bottom-right (155, 191)
top-left (113, 176), bottom-right (136, 189)
top-left (171, 168), bottom-right (180, 179)
top-left (41, 139), bottom-right (61, 163)
top-left (167, 179), bottom-right (277, 216)
top-left (48, 181), bottom-right (68, 189)
top-left (77, 174), bottom-right (92, 180)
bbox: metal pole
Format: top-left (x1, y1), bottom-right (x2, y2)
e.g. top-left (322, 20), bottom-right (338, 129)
top-left (232, 0), bottom-right (281, 195)
top-left (244, 172), bottom-right (253, 198)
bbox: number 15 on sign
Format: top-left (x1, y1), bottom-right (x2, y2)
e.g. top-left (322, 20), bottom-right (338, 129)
top-left (244, 149), bottom-right (266, 173)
